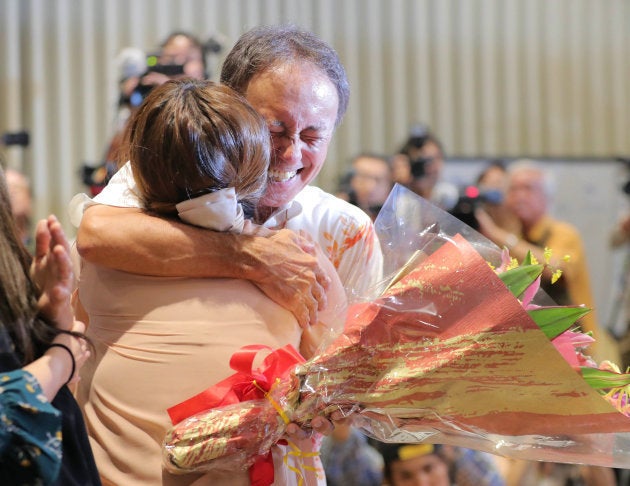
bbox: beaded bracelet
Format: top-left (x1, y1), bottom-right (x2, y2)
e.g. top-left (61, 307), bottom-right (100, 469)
top-left (48, 343), bottom-right (76, 386)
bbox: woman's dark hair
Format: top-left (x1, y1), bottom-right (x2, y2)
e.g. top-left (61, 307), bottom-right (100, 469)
top-left (123, 78), bottom-right (270, 219)
top-left (0, 167), bottom-right (57, 363)
top-left (220, 24), bottom-right (350, 127)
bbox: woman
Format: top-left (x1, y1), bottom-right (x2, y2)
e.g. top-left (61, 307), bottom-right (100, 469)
top-left (0, 166), bottom-right (99, 485)
top-left (76, 79), bottom-right (346, 485)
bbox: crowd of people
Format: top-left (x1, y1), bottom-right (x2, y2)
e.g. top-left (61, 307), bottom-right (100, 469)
top-left (1, 22), bottom-right (628, 486)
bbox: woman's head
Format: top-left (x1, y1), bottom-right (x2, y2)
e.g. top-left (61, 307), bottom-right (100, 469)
top-left (123, 79), bottom-right (270, 218)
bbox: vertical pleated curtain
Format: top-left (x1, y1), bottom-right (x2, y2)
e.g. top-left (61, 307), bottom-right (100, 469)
top-left (0, 0), bottom-right (628, 233)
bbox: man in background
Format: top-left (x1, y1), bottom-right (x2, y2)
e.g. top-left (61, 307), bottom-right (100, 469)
top-left (476, 160), bottom-right (618, 363)
top-left (338, 153), bottom-right (393, 221)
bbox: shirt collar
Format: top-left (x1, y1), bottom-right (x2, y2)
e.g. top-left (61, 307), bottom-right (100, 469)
top-left (261, 198), bottom-right (303, 229)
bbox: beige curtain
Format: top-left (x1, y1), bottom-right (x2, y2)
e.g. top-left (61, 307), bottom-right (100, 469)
top-left (0, 0), bottom-right (628, 230)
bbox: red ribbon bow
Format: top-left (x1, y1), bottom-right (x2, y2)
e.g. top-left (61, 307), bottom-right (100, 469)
top-left (166, 344), bottom-right (305, 486)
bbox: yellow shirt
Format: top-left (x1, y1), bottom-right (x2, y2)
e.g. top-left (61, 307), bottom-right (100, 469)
top-left (525, 216), bottom-right (597, 330)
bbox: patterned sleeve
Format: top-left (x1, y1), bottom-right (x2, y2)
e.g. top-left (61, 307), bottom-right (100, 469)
top-left (0, 369), bottom-right (63, 485)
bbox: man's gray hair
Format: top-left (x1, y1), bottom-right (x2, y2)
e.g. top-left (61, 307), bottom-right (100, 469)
top-left (508, 158), bottom-right (556, 202)
top-left (220, 24), bottom-right (350, 127)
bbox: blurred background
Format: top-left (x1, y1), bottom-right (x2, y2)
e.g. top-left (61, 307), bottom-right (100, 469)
top-left (1, 0), bottom-right (629, 328)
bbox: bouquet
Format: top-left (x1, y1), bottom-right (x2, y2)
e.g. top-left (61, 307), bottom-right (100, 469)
top-left (163, 184), bottom-right (630, 481)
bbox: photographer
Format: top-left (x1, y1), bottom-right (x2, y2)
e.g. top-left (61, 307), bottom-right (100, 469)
top-left (475, 160), bottom-right (617, 364)
top-left (451, 160), bottom-right (520, 233)
top-left (394, 124), bottom-right (458, 211)
top-left (85, 32), bottom-right (209, 196)
top-left (120, 31), bottom-right (207, 110)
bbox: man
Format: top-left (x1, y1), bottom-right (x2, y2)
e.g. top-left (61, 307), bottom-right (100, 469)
top-left (476, 160), bottom-right (616, 362)
top-left (395, 125), bottom-right (458, 212)
top-left (73, 24), bottom-right (383, 327)
top-left (344, 153), bottom-right (393, 221)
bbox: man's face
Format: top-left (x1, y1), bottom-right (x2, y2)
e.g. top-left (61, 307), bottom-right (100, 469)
top-left (244, 62), bottom-right (339, 209)
top-left (418, 141), bottom-right (444, 180)
top-left (389, 454), bottom-right (450, 486)
top-left (350, 157), bottom-right (392, 209)
top-left (160, 35), bottom-right (205, 80)
top-left (506, 169), bottom-right (547, 228)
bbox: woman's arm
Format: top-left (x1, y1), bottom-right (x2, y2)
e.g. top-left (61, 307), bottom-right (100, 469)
top-left (0, 369), bottom-right (63, 485)
top-left (23, 320), bottom-right (90, 400)
top-left (77, 204), bottom-right (330, 327)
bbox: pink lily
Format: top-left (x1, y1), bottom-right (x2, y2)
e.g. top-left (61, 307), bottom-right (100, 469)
top-left (551, 330), bottom-right (596, 370)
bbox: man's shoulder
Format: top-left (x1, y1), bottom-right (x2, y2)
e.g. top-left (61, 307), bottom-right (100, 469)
top-left (295, 186), bottom-right (373, 223)
top-left (545, 215), bottom-right (581, 237)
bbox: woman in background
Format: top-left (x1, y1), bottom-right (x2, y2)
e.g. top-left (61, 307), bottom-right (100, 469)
top-left (0, 166), bottom-right (98, 485)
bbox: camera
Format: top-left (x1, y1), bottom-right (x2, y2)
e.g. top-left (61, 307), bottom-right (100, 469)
top-left (449, 186), bottom-right (503, 230)
top-left (1, 131), bottom-right (29, 147)
top-left (125, 55), bottom-right (186, 108)
top-left (409, 156), bottom-right (432, 179)
top-left (80, 160), bottom-right (118, 197)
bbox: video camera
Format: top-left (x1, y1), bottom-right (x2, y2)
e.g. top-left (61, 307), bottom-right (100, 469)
top-left (126, 54), bottom-right (186, 107)
top-left (1, 131), bottom-right (29, 147)
top-left (449, 185), bottom-right (503, 230)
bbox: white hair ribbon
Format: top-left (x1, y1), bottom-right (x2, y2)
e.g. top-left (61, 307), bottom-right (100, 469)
top-left (175, 187), bottom-right (245, 233)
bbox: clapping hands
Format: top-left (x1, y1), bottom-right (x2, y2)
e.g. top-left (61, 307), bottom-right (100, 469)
top-left (31, 215), bottom-right (75, 330)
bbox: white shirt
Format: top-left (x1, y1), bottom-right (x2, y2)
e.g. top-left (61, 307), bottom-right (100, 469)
top-left (69, 162), bottom-right (384, 300)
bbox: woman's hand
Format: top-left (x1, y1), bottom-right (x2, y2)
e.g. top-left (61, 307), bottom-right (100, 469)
top-left (31, 215), bottom-right (75, 330)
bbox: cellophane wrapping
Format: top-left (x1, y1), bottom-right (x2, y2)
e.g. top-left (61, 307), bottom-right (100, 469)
top-left (163, 184), bottom-right (630, 476)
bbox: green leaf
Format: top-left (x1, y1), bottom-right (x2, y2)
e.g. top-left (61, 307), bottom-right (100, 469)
top-left (498, 263), bottom-right (543, 298)
top-left (527, 306), bottom-right (591, 339)
top-left (581, 367), bottom-right (630, 390)
top-left (522, 251), bottom-right (536, 266)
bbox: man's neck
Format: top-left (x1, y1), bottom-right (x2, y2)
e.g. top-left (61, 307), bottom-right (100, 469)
top-left (254, 205), bottom-right (277, 224)
top-left (521, 214), bottom-right (546, 235)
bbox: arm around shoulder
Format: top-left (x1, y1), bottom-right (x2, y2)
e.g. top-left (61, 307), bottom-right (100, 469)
top-left (77, 203), bottom-right (253, 278)
top-left (78, 204), bottom-right (334, 327)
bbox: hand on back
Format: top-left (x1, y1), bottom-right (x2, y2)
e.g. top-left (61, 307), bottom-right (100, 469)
top-left (252, 229), bottom-right (331, 329)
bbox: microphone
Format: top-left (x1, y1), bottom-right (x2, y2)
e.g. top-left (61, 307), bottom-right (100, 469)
top-left (116, 47), bottom-right (147, 80)
top-left (433, 182), bottom-right (460, 211)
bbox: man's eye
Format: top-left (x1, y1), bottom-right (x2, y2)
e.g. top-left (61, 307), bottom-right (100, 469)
top-left (302, 134), bottom-right (326, 146)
